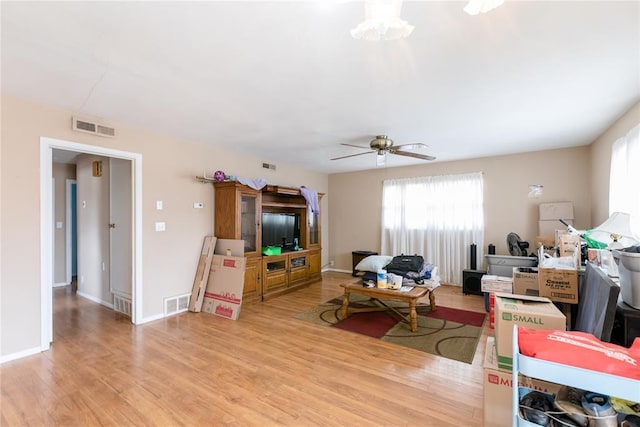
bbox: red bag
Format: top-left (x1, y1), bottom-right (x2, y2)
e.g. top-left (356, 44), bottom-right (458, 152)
top-left (518, 328), bottom-right (640, 380)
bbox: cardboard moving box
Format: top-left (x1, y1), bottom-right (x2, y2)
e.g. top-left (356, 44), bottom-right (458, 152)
top-left (537, 267), bottom-right (578, 304)
top-left (538, 219), bottom-right (572, 238)
top-left (483, 336), bottom-right (562, 427)
top-left (559, 234), bottom-right (582, 264)
top-left (481, 275), bottom-right (513, 293)
top-left (539, 202), bottom-right (574, 220)
top-left (202, 253), bottom-right (246, 320)
top-left (493, 293), bottom-right (566, 370)
top-left (189, 235), bottom-right (217, 312)
top-left (512, 267), bottom-right (539, 296)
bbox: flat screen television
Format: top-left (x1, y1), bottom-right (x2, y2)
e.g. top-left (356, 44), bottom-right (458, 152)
top-left (262, 212), bottom-right (300, 249)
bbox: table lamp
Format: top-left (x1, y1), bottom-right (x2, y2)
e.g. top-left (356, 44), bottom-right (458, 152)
top-left (586, 212), bottom-right (639, 249)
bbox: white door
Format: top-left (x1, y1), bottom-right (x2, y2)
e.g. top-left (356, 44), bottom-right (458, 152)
top-left (109, 158), bottom-right (132, 299)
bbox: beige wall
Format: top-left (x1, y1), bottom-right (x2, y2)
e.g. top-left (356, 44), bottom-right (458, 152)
top-left (589, 101), bottom-right (640, 226)
top-left (327, 100), bottom-right (640, 279)
top-left (52, 162), bottom-right (76, 284)
top-left (3, 93), bottom-right (638, 360)
top-left (0, 95), bottom-right (328, 358)
top-left (328, 147), bottom-right (592, 279)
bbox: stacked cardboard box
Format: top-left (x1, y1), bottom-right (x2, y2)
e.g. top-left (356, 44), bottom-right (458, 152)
top-left (538, 202), bottom-right (573, 241)
top-left (481, 275), bottom-right (513, 329)
top-left (537, 267), bottom-right (578, 304)
top-left (537, 243), bottom-right (579, 304)
top-left (493, 292), bottom-right (566, 370)
top-left (512, 267), bottom-right (538, 296)
top-left (483, 337), bottom-right (562, 427)
top-left (482, 293), bottom-right (566, 426)
top-left (480, 275), bottom-right (513, 294)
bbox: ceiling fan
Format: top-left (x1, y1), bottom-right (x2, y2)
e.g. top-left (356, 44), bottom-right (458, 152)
top-left (331, 135), bottom-right (436, 166)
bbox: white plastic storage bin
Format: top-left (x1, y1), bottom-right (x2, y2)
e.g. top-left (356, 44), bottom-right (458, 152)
top-left (485, 255), bottom-right (537, 278)
top-left (613, 247), bottom-right (640, 309)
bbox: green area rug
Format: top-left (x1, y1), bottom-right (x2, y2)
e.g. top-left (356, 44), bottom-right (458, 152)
top-left (294, 294), bottom-right (486, 364)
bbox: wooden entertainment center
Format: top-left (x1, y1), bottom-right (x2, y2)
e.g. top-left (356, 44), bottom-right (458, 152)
top-left (209, 180), bottom-right (323, 303)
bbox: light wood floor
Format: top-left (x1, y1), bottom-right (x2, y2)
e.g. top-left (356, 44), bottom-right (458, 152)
top-left (1, 272), bottom-right (490, 426)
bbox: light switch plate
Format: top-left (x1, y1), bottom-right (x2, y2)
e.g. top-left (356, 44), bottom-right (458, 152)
top-left (155, 222), bottom-right (166, 231)
top-left (156, 200), bottom-right (163, 210)
top-left (193, 202), bottom-right (204, 209)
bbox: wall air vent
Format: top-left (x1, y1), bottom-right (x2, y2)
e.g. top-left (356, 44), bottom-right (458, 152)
top-left (164, 293), bottom-right (190, 316)
top-left (72, 116), bottom-right (116, 138)
top-left (262, 162), bottom-right (276, 171)
top-left (113, 294), bottom-right (132, 317)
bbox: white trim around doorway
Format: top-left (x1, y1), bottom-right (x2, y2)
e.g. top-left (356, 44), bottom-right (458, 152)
top-left (40, 137), bottom-right (143, 351)
top-left (65, 178), bottom-right (76, 285)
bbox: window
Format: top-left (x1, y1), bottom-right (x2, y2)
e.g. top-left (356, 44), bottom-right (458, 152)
top-left (381, 172), bottom-right (484, 285)
top-left (610, 124), bottom-right (640, 236)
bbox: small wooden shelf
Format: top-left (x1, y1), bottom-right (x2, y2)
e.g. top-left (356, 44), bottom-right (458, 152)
top-left (262, 202), bottom-right (307, 209)
top-left (196, 176), bottom-right (215, 183)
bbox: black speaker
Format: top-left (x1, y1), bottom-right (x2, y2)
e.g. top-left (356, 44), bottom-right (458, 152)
top-left (470, 244), bottom-right (477, 270)
top-left (463, 269), bottom-right (486, 296)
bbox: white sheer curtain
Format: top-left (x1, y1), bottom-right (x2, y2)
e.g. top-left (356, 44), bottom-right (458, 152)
top-left (610, 124), bottom-right (640, 236)
top-left (381, 172), bottom-right (484, 285)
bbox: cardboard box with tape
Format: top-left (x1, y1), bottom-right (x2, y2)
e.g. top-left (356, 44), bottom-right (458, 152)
top-left (493, 292), bottom-right (566, 370)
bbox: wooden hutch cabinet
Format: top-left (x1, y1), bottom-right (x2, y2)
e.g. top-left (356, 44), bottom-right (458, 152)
top-left (211, 181), bottom-right (322, 303)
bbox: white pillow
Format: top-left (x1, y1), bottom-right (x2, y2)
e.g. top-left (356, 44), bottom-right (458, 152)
top-left (355, 255), bottom-right (393, 272)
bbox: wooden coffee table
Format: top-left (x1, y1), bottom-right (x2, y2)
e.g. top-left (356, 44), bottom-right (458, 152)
top-left (339, 283), bottom-right (436, 332)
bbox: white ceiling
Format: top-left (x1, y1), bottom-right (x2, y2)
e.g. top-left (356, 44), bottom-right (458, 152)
top-left (2, 1), bottom-right (639, 173)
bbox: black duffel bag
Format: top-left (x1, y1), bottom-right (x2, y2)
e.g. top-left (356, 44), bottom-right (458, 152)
top-left (385, 254), bottom-right (424, 273)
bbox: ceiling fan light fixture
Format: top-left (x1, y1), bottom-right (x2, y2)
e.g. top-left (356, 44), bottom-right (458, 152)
top-left (351, 0), bottom-right (414, 41)
top-left (464, 0), bottom-right (505, 15)
top-left (371, 135), bottom-right (393, 150)
top-left (330, 134), bottom-right (435, 163)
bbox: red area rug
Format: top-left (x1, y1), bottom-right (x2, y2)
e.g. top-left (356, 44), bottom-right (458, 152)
top-left (294, 295), bottom-right (486, 364)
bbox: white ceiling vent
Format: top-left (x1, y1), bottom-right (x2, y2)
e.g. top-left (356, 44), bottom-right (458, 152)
top-left (72, 116), bottom-right (116, 138)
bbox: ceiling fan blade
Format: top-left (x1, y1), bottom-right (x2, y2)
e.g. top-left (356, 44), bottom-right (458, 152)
top-left (330, 151), bottom-right (374, 160)
top-left (340, 143), bottom-right (371, 149)
top-left (391, 150), bottom-right (436, 161)
top-left (393, 143), bottom-right (429, 150)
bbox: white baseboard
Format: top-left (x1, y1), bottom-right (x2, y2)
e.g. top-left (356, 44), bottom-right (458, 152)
top-left (1, 346), bottom-right (42, 364)
top-left (53, 282), bottom-right (69, 288)
top-left (321, 267), bottom-right (351, 274)
top-left (76, 291), bottom-right (114, 309)
top-left (138, 313), bottom-right (166, 324)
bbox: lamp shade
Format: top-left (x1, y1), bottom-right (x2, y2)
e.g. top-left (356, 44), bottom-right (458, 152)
top-left (587, 212), bottom-right (640, 248)
top-left (464, 0), bottom-right (505, 15)
top-left (351, 0), bottom-right (414, 41)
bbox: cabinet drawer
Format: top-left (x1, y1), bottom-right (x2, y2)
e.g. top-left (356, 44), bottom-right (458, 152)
top-left (264, 270), bottom-right (287, 290)
top-left (289, 266), bottom-right (308, 283)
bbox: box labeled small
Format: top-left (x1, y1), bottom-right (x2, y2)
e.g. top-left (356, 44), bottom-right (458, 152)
top-left (513, 267), bottom-right (539, 297)
top-left (493, 293), bottom-right (566, 370)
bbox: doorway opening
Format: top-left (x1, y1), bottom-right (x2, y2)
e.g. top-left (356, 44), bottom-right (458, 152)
top-left (40, 137), bottom-right (143, 351)
top-left (65, 179), bottom-right (77, 289)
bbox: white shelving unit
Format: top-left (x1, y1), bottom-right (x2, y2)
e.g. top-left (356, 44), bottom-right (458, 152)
top-left (511, 325), bottom-right (640, 426)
